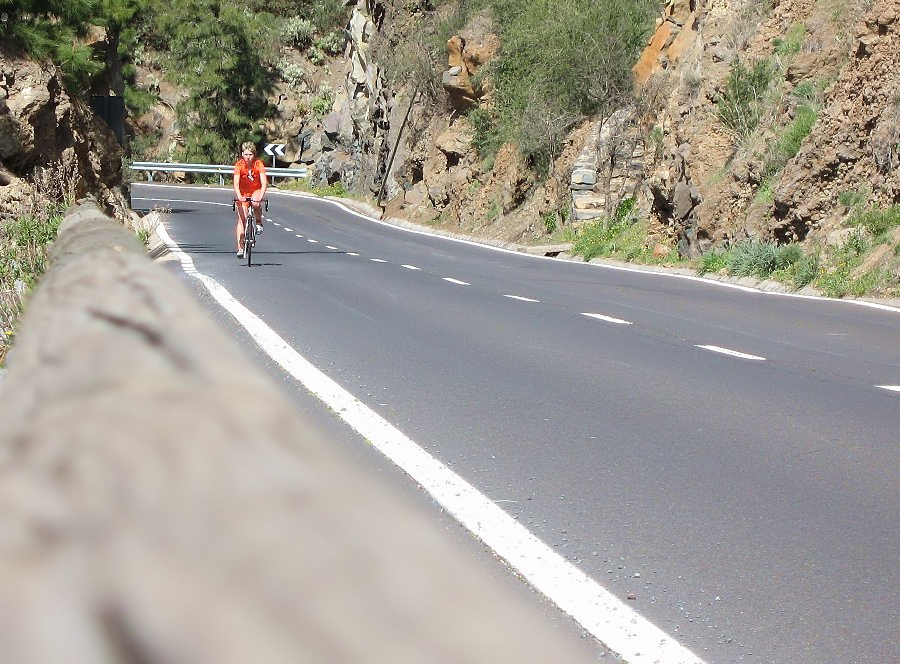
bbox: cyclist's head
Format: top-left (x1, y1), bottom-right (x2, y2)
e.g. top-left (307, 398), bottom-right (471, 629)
top-left (240, 141), bottom-right (257, 159)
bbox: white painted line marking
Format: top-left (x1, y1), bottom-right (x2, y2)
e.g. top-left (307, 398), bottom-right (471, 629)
top-left (696, 345), bottom-right (766, 361)
top-left (273, 222), bottom-right (282, 227)
top-left (284, 227), bottom-right (293, 232)
top-left (155, 221), bottom-right (705, 664)
top-left (326, 245), bottom-right (338, 250)
top-left (876, 385), bottom-right (900, 392)
top-left (307, 239), bottom-right (318, 244)
top-left (348, 252), bottom-right (359, 257)
top-left (582, 312), bottom-right (633, 325)
top-left (370, 258), bottom-right (387, 263)
top-left (401, 264), bottom-right (421, 270)
top-left (295, 234), bottom-right (303, 238)
top-left (504, 294), bottom-right (540, 303)
top-left (443, 278), bottom-right (470, 285)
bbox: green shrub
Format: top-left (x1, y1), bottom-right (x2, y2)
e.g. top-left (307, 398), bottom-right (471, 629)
top-left (790, 252), bottom-right (820, 288)
top-left (462, 0), bottom-right (657, 171)
top-left (572, 197), bottom-right (639, 261)
top-left (315, 29), bottom-right (346, 55)
top-left (838, 189), bottom-right (867, 208)
top-left (725, 240), bottom-right (805, 279)
top-left (846, 205), bottom-right (900, 240)
top-left (277, 60), bottom-right (307, 87)
top-left (279, 16), bottom-right (314, 48)
top-left (698, 251), bottom-right (729, 275)
top-left (308, 45), bottom-right (326, 66)
top-left (760, 105), bottom-right (817, 182)
top-left (310, 83), bottom-right (335, 117)
top-left (542, 211), bottom-right (557, 234)
top-left (716, 58), bottom-right (774, 140)
top-left (773, 23), bottom-right (805, 56)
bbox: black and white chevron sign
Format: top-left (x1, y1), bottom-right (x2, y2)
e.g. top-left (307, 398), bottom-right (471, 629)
top-left (264, 143), bottom-right (286, 157)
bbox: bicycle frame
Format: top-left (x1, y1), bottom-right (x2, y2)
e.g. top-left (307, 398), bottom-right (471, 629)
top-left (232, 197), bottom-right (268, 267)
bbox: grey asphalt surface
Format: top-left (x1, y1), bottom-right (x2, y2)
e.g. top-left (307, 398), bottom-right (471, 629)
top-left (133, 183), bottom-right (899, 664)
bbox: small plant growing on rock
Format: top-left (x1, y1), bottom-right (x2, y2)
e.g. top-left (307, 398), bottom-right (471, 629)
top-left (698, 250), bottom-right (729, 275)
top-left (279, 17), bottom-right (315, 49)
top-left (773, 23), bottom-right (806, 57)
top-left (716, 58), bottom-right (774, 141)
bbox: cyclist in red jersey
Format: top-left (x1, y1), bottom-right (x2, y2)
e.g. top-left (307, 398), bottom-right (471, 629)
top-left (232, 141), bottom-right (268, 258)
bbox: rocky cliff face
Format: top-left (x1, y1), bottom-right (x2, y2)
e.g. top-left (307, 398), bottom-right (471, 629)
top-left (334, 0), bottom-right (899, 263)
top-left (632, 0), bottom-right (899, 257)
top-left (0, 46), bottom-right (129, 223)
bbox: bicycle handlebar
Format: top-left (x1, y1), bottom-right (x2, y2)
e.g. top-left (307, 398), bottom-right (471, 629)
top-left (232, 197), bottom-right (269, 211)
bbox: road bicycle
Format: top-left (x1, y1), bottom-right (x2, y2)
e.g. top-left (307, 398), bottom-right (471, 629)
top-left (232, 197), bottom-right (268, 267)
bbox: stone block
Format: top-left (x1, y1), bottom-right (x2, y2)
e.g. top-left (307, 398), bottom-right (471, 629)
top-left (571, 168), bottom-right (597, 186)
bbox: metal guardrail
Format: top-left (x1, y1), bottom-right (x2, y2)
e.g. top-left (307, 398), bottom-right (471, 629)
top-left (130, 161), bottom-right (309, 184)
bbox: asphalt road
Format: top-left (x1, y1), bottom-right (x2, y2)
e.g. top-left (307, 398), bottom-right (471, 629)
top-left (132, 182), bottom-right (899, 664)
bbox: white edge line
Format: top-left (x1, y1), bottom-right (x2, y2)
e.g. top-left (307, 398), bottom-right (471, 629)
top-left (154, 220), bottom-right (706, 664)
top-left (582, 312), bottom-right (633, 325)
top-left (876, 385), bottom-right (900, 392)
top-left (132, 186), bottom-right (900, 315)
top-left (696, 345), bottom-right (766, 361)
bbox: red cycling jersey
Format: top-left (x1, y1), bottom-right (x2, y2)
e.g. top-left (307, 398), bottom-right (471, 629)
top-left (234, 158), bottom-right (266, 196)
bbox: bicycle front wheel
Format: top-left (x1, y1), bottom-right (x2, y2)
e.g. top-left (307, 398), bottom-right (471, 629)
top-left (245, 210), bottom-right (255, 267)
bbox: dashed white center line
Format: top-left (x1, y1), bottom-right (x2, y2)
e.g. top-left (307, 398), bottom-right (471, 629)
top-left (348, 252), bottom-right (359, 256)
top-left (370, 258), bottom-right (387, 263)
top-left (307, 239), bottom-right (318, 244)
top-left (295, 234), bottom-right (303, 238)
top-left (401, 264), bottom-right (421, 270)
top-left (284, 227), bottom-right (293, 232)
top-left (326, 245), bottom-right (338, 250)
top-left (582, 312), bottom-right (633, 325)
top-left (696, 345), bottom-right (766, 361)
top-left (504, 294), bottom-right (540, 303)
top-left (443, 278), bottom-right (470, 285)
top-left (876, 385), bottom-right (900, 392)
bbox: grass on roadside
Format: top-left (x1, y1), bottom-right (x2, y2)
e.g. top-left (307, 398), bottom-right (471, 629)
top-left (279, 177), bottom-right (349, 199)
top-left (570, 198), bottom-right (683, 266)
top-left (1, 161), bottom-right (78, 365)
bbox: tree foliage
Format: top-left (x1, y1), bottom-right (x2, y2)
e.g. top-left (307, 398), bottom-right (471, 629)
top-left (0, 0), bottom-right (108, 89)
top-left (443, 0), bottom-right (657, 172)
top-left (141, 0), bottom-right (281, 162)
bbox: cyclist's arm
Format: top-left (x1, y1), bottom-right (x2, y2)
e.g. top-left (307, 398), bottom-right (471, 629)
top-left (232, 168), bottom-right (242, 201)
top-left (258, 164), bottom-right (268, 199)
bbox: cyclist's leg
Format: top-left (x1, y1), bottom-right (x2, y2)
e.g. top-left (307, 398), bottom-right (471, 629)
top-left (235, 199), bottom-right (249, 254)
top-left (250, 190), bottom-right (264, 231)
